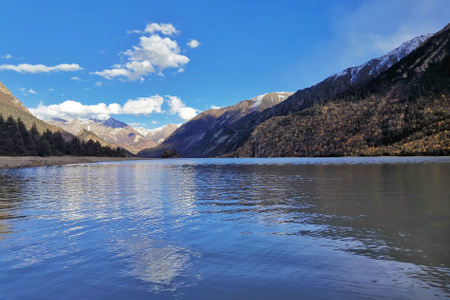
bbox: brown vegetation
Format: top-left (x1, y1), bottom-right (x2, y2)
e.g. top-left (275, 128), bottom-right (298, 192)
top-left (237, 93), bottom-right (449, 157)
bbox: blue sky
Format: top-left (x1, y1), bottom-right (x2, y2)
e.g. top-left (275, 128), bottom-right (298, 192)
top-left (0, 0), bottom-right (449, 128)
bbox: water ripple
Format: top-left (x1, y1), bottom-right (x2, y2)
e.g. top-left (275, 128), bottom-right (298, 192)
top-left (0, 157), bottom-right (449, 299)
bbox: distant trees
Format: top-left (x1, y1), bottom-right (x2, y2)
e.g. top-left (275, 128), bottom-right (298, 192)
top-left (236, 89), bottom-right (450, 157)
top-left (161, 149), bottom-right (180, 158)
top-left (0, 115), bottom-right (126, 157)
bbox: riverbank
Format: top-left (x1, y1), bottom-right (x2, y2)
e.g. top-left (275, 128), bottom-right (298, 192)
top-left (0, 156), bottom-right (147, 169)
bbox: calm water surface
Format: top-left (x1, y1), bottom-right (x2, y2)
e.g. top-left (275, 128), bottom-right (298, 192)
top-left (0, 157), bottom-right (449, 299)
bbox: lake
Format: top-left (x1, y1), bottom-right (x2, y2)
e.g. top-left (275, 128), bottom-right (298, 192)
top-left (0, 157), bottom-right (449, 299)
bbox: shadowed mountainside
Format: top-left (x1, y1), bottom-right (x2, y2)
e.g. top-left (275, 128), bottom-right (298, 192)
top-left (138, 92), bottom-right (293, 158)
top-left (138, 32), bottom-right (434, 158)
top-left (236, 24), bottom-right (450, 157)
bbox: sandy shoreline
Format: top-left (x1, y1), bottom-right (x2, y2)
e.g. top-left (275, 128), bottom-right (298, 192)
top-left (0, 156), bottom-right (148, 169)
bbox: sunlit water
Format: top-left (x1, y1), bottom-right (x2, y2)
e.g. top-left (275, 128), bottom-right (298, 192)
top-left (0, 157), bottom-right (449, 299)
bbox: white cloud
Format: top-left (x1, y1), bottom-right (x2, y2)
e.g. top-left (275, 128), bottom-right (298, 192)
top-left (211, 105), bottom-right (221, 109)
top-left (94, 81), bottom-right (103, 87)
top-left (93, 23), bottom-right (190, 81)
top-left (30, 100), bottom-right (122, 120)
top-left (71, 76), bottom-right (82, 81)
top-left (95, 113), bottom-right (111, 121)
top-left (29, 97), bottom-right (165, 119)
top-left (0, 63), bottom-right (82, 74)
top-left (136, 35), bottom-right (189, 70)
top-left (18, 88), bottom-right (38, 96)
top-left (94, 68), bottom-right (131, 80)
top-left (99, 50), bottom-right (106, 55)
top-left (167, 96), bottom-right (199, 121)
top-left (1, 54), bottom-right (12, 59)
top-left (152, 120), bottom-right (158, 124)
top-left (123, 96), bottom-right (165, 115)
top-left (30, 95), bottom-right (199, 123)
top-left (187, 39), bottom-right (200, 49)
top-left (127, 29), bottom-right (142, 34)
top-left (128, 122), bottom-right (147, 127)
top-left (145, 23), bottom-right (179, 36)
top-left (48, 88), bottom-right (54, 92)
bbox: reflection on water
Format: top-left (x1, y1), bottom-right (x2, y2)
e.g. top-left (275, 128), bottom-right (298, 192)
top-left (0, 157), bottom-right (449, 299)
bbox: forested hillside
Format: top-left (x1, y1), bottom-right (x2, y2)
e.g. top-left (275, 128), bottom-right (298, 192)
top-left (236, 25), bottom-right (450, 157)
top-left (0, 115), bottom-right (126, 157)
top-left (193, 34), bottom-right (432, 158)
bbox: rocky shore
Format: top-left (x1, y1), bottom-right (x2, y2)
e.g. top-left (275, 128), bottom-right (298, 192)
top-left (0, 156), bottom-right (147, 169)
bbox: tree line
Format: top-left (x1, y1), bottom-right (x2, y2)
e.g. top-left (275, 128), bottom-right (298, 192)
top-left (161, 149), bottom-right (180, 158)
top-left (0, 115), bottom-right (126, 157)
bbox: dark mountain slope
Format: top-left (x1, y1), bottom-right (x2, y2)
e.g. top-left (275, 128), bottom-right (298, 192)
top-left (204, 34), bottom-right (431, 158)
top-left (236, 24), bottom-right (450, 157)
top-left (0, 81), bottom-right (57, 133)
top-left (138, 92), bottom-right (292, 158)
top-left (92, 117), bottom-right (128, 129)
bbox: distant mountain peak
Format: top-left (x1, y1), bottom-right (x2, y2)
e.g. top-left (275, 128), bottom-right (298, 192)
top-left (89, 118), bottom-right (103, 124)
top-left (88, 117), bottom-right (128, 128)
top-left (47, 117), bottom-right (156, 154)
top-left (0, 80), bottom-right (30, 113)
top-left (330, 34), bottom-right (432, 86)
top-left (51, 117), bottom-right (68, 124)
top-left (0, 81), bottom-right (13, 97)
top-left (102, 117), bottom-right (128, 129)
top-left (250, 92), bottom-right (294, 110)
top-left (134, 123), bottom-right (181, 145)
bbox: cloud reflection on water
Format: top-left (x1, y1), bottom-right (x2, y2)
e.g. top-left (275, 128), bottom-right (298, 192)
top-left (0, 158), bottom-right (449, 298)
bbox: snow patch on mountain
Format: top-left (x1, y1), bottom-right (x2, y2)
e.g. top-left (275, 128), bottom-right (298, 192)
top-left (250, 92), bottom-right (294, 109)
top-left (331, 34), bottom-right (432, 85)
top-left (134, 123), bottom-right (181, 145)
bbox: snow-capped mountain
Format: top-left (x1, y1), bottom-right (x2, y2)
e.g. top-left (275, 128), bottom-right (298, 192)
top-left (48, 117), bottom-right (157, 154)
top-left (134, 123), bottom-right (181, 145)
top-left (236, 25), bottom-right (450, 158)
top-left (250, 92), bottom-right (293, 110)
top-left (137, 91), bottom-right (294, 158)
top-left (91, 117), bottom-right (128, 129)
top-left (329, 34), bottom-right (432, 85)
top-left (139, 30), bottom-right (435, 158)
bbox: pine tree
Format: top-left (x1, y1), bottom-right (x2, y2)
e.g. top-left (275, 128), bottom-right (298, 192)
top-left (84, 140), bottom-right (95, 156)
top-left (0, 115), bottom-right (9, 155)
top-left (17, 118), bottom-right (37, 155)
top-left (5, 116), bottom-right (26, 156)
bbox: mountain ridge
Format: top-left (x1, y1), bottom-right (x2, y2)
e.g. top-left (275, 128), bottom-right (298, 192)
top-left (137, 92), bottom-right (293, 158)
top-left (235, 24), bottom-right (450, 157)
top-left (0, 81), bottom-right (63, 134)
top-left (47, 117), bottom-right (156, 154)
top-left (201, 34), bottom-right (434, 158)
top-left (47, 117), bottom-right (178, 154)
top-left (138, 32), bottom-right (434, 158)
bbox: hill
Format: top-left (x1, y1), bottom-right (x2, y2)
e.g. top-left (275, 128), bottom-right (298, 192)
top-left (134, 123), bottom-right (181, 145)
top-left (138, 92), bottom-right (293, 158)
top-left (0, 81), bottom-right (126, 156)
top-left (202, 34), bottom-right (432, 158)
top-left (138, 32), bottom-right (432, 158)
top-left (236, 24), bottom-right (450, 157)
top-left (0, 81), bottom-right (58, 133)
top-left (48, 117), bottom-right (157, 154)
